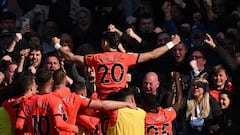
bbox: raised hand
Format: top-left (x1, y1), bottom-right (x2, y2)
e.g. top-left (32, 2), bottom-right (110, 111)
top-left (204, 33), bottom-right (216, 48)
top-left (126, 28), bottom-right (135, 37)
top-left (190, 59), bottom-right (198, 69)
top-left (28, 66), bottom-right (37, 74)
top-left (15, 33), bottom-right (22, 42)
top-left (171, 71), bottom-right (181, 80)
top-left (108, 24), bottom-right (115, 32)
top-left (126, 16), bottom-right (137, 25)
top-left (52, 37), bottom-right (61, 45)
top-left (20, 48), bottom-right (30, 59)
top-left (171, 34), bottom-right (181, 45)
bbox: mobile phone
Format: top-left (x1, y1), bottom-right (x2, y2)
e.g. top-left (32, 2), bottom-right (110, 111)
top-left (22, 18), bottom-right (30, 27)
top-left (22, 18), bottom-right (30, 32)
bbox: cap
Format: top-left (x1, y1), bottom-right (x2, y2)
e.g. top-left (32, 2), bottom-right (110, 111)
top-left (181, 23), bottom-right (191, 31)
top-left (191, 24), bottom-right (206, 33)
top-left (0, 29), bottom-right (13, 38)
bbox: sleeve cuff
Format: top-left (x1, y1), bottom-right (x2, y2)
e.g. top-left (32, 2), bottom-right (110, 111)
top-left (54, 43), bottom-right (62, 50)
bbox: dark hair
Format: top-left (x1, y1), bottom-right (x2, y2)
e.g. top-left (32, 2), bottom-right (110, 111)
top-left (219, 91), bottom-right (232, 99)
top-left (0, 11), bottom-right (16, 22)
top-left (35, 68), bottom-right (53, 85)
top-left (76, 43), bottom-right (97, 55)
top-left (0, 60), bottom-right (15, 72)
top-left (219, 91), bottom-right (233, 110)
top-left (142, 93), bottom-right (158, 110)
top-left (16, 75), bottom-right (36, 96)
top-left (27, 33), bottom-right (43, 45)
top-left (189, 46), bottom-right (207, 59)
top-left (101, 31), bottom-right (121, 49)
top-left (0, 74), bottom-right (34, 103)
top-left (137, 12), bottom-right (155, 24)
top-left (53, 69), bottom-right (66, 85)
top-left (43, 52), bottom-right (60, 65)
top-left (106, 87), bottom-right (135, 101)
top-left (28, 44), bottom-right (43, 55)
top-left (157, 31), bottom-right (170, 37)
top-left (71, 81), bottom-right (86, 93)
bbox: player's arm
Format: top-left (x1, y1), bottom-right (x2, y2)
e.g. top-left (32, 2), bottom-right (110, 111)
top-left (77, 114), bottom-right (100, 130)
top-left (137, 34), bottom-right (180, 63)
top-left (52, 37), bottom-right (84, 65)
top-left (15, 117), bottom-right (25, 130)
top-left (89, 99), bottom-right (136, 111)
top-left (6, 33), bottom-right (22, 52)
top-left (126, 28), bottom-right (142, 43)
top-left (15, 109), bottom-right (26, 130)
top-left (53, 114), bottom-right (79, 133)
top-left (51, 99), bottom-right (79, 133)
top-left (167, 72), bottom-right (183, 113)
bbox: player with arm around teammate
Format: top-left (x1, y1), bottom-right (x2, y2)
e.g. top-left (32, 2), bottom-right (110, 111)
top-left (15, 69), bottom-right (79, 134)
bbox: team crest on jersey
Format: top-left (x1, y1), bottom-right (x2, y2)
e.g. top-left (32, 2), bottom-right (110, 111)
top-left (58, 104), bottom-right (64, 113)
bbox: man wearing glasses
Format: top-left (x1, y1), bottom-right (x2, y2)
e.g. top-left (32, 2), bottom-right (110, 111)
top-left (189, 47), bottom-right (209, 80)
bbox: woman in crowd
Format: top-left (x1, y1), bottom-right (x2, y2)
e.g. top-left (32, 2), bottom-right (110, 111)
top-left (218, 91), bottom-right (235, 135)
top-left (184, 77), bottom-right (224, 135)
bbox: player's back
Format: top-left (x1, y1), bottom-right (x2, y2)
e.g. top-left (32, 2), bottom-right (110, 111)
top-left (18, 94), bottom-right (62, 135)
top-left (107, 107), bottom-right (146, 135)
top-left (3, 96), bottom-right (27, 123)
top-left (53, 87), bottom-right (90, 125)
top-left (145, 107), bottom-right (176, 135)
top-left (3, 96), bottom-right (30, 135)
top-left (85, 51), bottom-right (139, 99)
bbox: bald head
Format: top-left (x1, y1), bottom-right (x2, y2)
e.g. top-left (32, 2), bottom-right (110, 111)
top-left (142, 72), bottom-right (160, 95)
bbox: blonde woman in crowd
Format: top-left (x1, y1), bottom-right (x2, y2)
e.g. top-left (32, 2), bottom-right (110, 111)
top-left (184, 77), bottom-right (224, 135)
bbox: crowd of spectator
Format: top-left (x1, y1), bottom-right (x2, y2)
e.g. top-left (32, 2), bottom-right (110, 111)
top-left (0, 0), bottom-right (240, 135)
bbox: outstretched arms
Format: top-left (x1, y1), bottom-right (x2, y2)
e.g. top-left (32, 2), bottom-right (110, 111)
top-left (52, 37), bottom-right (84, 66)
top-left (138, 34), bottom-right (181, 63)
top-left (89, 99), bottom-right (136, 111)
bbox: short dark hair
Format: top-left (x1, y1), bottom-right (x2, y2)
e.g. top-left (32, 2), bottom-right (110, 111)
top-left (27, 33), bottom-right (43, 45)
top-left (106, 87), bottom-right (135, 101)
top-left (0, 60), bottom-right (17, 72)
top-left (0, 11), bottom-right (16, 22)
top-left (28, 44), bottom-right (43, 56)
top-left (43, 52), bottom-right (59, 65)
top-left (15, 75), bottom-right (36, 96)
top-left (138, 12), bottom-right (154, 22)
top-left (190, 46), bottom-right (207, 59)
top-left (71, 81), bottom-right (86, 93)
top-left (53, 69), bottom-right (66, 85)
top-left (101, 31), bottom-right (121, 49)
top-left (35, 68), bottom-right (53, 85)
top-left (142, 93), bottom-right (158, 110)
